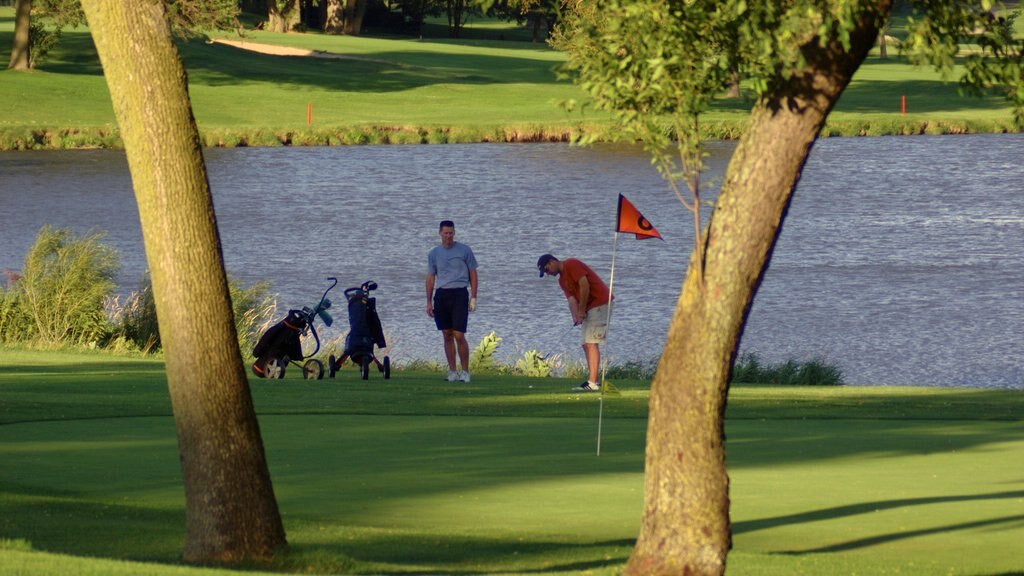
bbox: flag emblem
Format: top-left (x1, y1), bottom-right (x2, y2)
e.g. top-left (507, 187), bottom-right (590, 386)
top-left (616, 194), bottom-right (662, 240)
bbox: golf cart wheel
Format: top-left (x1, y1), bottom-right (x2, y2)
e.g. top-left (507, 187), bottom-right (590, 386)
top-left (360, 356), bottom-right (370, 380)
top-left (303, 359), bottom-right (324, 380)
top-left (266, 358), bottom-right (285, 380)
top-left (328, 355), bottom-right (337, 378)
top-left (383, 356), bottom-right (391, 380)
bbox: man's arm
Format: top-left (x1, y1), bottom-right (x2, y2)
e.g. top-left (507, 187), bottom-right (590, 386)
top-left (468, 269), bottom-right (478, 312)
top-left (425, 274), bottom-right (435, 317)
top-left (576, 275), bottom-right (590, 322)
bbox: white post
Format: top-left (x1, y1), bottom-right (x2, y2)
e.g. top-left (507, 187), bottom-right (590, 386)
top-left (597, 231), bottom-right (620, 456)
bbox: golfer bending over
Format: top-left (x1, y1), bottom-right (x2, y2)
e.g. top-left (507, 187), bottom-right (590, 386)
top-left (537, 254), bottom-right (611, 392)
top-left (426, 220), bottom-right (478, 382)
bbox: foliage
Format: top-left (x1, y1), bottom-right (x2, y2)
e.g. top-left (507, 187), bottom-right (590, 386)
top-left (28, 20), bottom-right (62, 67)
top-left (731, 352), bottom-right (844, 386)
top-left (469, 330), bottom-right (502, 371)
top-left (604, 357), bottom-right (658, 380)
top-left (230, 278), bottom-right (277, 357)
top-left (0, 270), bottom-right (32, 344)
top-left (105, 275), bottom-right (161, 353)
top-left (17, 226), bottom-right (118, 346)
top-left (514, 349), bottom-right (555, 377)
top-left (903, 2), bottom-right (1024, 126)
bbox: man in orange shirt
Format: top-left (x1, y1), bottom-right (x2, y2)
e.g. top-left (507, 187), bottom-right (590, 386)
top-left (537, 254), bottom-right (611, 392)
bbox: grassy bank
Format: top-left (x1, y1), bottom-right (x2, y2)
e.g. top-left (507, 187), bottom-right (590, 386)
top-left (1, 7), bottom-right (1021, 150)
top-left (2, 347), bottom-right (1022, 575)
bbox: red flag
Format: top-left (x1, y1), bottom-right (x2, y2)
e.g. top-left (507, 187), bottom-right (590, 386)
top-left (616, 194), bottom-right (662, 240)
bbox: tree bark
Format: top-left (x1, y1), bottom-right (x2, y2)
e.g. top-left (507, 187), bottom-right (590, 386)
top-left (268, 0), bottom-right (300, 33)
top-left (324, 0), bottom-right (344, 33)
top-left (79, 0), bottom-right (287, 563)
top-left (342, 0), bottom-right (367, 36)
top-left (8, 0), bottom-right (31, 70)
top-left (624, 4), bottom-right (891, 575)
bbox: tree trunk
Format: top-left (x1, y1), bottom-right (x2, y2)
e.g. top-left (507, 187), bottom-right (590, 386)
top-left (79, 0), bottom-right (287, 563)
top-left (324, 0), bottom-right (344, 33)
top-left (268, 0), bottom-right (300, 33)
top-left (624, 4), bottom-right (891, 575)
top-left (726, 69), bottom-right (741, 99)
top-left (7, 0), bottom-right (31, 70)
top-left (342, 0), bottom-right (367, 36)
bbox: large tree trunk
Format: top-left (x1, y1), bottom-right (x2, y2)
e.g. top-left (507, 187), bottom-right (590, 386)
top-left (624, 4), bottom-right (891, 575)
top-left (7, 0), bottom-right (31, 70)
top-left (324, 0), bottom-right (344, 33)
top-left (79, 0), bottom-right (287, 563)
top-left (342, 0), bottom-right (367, 36)
top-left (325, 0), bottom-right (366, 35)
top-left (267, 0), bottom-right (300, 33)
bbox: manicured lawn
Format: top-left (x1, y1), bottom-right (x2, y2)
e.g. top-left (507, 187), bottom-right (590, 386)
top-left (0, 6), bottom-right (1020, 149)
top-left (1, 348), bottom-right (1022, 575)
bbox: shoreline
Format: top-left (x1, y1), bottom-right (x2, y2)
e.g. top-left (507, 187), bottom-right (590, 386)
top-left (2, 118), bottom-right (1019, 151)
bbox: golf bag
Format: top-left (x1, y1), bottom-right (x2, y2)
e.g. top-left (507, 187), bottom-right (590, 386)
top-left (329, 281), bottom-right (390, 380)
top-left (251, 278), bottom-right (337, 380)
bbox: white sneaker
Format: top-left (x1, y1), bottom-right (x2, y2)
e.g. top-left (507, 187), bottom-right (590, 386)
top-left (447, 370), bottom-right (459, 382)
top-left (574, 381), bottom-right (601, 392)
top-left (460, 371), bottom-right (471, 383)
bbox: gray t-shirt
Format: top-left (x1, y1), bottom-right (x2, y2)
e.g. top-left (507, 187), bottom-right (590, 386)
top-left (427, 242), bottom-right (478, 289)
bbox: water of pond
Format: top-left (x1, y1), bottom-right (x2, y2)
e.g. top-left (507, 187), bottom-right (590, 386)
top-left (1, 134), bottom-right (1021, 388)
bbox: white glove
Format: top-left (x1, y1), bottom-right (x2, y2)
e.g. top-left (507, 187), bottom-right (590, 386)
top-left (469, 297), bottom-right (477, 312)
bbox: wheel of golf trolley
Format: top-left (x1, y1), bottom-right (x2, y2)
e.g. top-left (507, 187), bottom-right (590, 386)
top-left (303, 359), bottom-right (324, 380)
top-left (328, 354), bottom-right (338, 378)
top-left (383, 356), bottom-right (391, 380)
top-left (360, 356), bottom-right (370, 380)
top-left (266, 357), bottom-right (285, 380)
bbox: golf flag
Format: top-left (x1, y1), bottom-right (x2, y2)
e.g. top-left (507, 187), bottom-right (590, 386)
top-left (601, 381), bottom-right (622, 397)
top-left (616, 194), bottom-right (662, 240)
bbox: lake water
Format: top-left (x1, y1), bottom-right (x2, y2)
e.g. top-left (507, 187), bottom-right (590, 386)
top-left (1, 134), bottom-right (1022, 388)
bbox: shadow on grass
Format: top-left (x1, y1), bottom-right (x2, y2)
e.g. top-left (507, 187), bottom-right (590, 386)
top-left (281, 535), bottom-right (633, 575)
top-left (0, 496), bottom-right (185, 561)
top-left (34, 28), bottom-right (564, 92)
top-left (776, 513), bottom-right (1024, 555)
top-left (736, 490), bottom-right (1024, 537)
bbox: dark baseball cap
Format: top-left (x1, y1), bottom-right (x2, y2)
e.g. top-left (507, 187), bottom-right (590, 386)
top-left (537, 254), bottom-right (556, 277)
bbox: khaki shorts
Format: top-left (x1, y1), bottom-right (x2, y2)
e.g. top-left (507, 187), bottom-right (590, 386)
top-left (581, 304), bottom-right (611, 344)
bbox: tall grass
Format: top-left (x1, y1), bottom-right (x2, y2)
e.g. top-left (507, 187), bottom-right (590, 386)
top-left (731, 352), bottom-right (845, 386)
top-left (16, 226), bottom-right (118, 346)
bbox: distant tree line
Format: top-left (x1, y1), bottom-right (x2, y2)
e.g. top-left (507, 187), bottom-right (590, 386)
top-left (243, 0), bottom-right (558, 41)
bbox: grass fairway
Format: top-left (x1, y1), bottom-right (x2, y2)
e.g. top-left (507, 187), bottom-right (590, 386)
top-left (1, 348), bottom-right (1022, 575)
top-left (1, 6), bottom-right (1021, 149)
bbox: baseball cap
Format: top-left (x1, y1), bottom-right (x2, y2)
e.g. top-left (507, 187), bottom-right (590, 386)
top-left (537, 254), bottom-right (556, 277)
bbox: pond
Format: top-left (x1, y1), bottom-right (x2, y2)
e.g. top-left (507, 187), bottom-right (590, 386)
top-left (1, 134), bottom-right (1021, 388)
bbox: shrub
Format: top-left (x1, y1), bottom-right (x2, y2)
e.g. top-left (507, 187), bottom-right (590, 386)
top-left (105, 274), bottom-right (278, 356)
top-left (515, 349), bottom-right (555, 377)
top-left (106, 274), bottom-right (161, 353)
top-left (469, 331), bottom-right (502, 372)
top-left (0, 270), bottom-right (33, 343)
top-left (18, 226), bottom-right (119, 346)
top-left (231, 279), bottom-right (277, 357)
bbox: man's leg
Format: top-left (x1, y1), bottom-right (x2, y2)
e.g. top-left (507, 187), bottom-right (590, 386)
top-left (583, 342), bottom-right (600, 384)
top-left (442, 329), bottom-right (457, 371)
top-left (454, 331), bottom-right (470, 372)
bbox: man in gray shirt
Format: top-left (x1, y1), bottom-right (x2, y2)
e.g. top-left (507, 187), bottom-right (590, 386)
top-left (426, 220), bottom-right (478, 382)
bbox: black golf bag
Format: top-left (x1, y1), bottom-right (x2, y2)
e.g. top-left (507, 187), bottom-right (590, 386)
top-left (328, 281), bottom-right (390, 380)
top-left (251, 278), bottom-right (336, 380)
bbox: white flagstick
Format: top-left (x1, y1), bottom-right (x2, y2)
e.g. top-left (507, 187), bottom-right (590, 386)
top-left (597, 230), bottom-right (620, 456)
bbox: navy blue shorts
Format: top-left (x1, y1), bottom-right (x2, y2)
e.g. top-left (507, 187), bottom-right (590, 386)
top-left (433, 287), bottom-right (469, 333)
